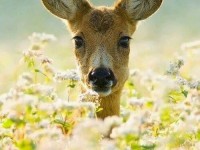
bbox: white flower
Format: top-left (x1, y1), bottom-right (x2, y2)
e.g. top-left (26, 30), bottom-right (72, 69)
top-left (140, 135), bottom-right (156, 148)
top-left (53, 100), bottom-right (96, 118)
top-left (16, 72), bottom-right (33, 89)
top-left (0, 137), bottom-right (14, 150)
top-left (79, 90), bottom-right (100, 107)
top-left (104, 116), bottom-right (122, 129)
top-left (29, 127), bottom-right (63, 140)
top-left (176, 76), bottom-right (187, 86)
top-left (29, 32), bottom-right (57, 44)
top-left (1, 94), bottom-right (38, 118)
top-left (103, 116), bottom-right (123, 137)
top-left (69, 119), bottom-right (104, 150)
top-left (29, 128), bottom-right (68, 150)
top-left (186, 90), bottom-right (200, 106)
top-left (144, 111), bottom-right (160, 124)
top-left (101, 139), bottom-right (117, 150)
top-left (111, 113), bottom-right (142, 138)
top-left (129, 98), bottom-right (145, 108)
top-left (171, 120), bottom-right (196, 133)
top-left (38, 119), bottom-right (51, 128)
top-left (37, 102), bottom-right (55, 115)
top-left (43, 63), bottom-right (56, 74)
top-left (0, 93), bottom-right (7, 104)
top-left (54, 69), bottom-right (80, 82)
top-left (151, 75), bottom-right (179, 102)
top-left (166, 58), bottom-right (184, 75)
top-left (195, 142), bottom-right (200, 149)
top-left (37, 137), bottom-right (68, 150)
top-left (181, 40), bottom-right (200, 50)
top-left (188, 80), bottom-right (200, 89)
top-left (28, 84), bottom-right (55, 96)
top-left (23, 49), bottom-right (42, 57)
top-left (39, 56), bottom-right (53, 64)
top-left (129, 69), bottom-right (140, 77)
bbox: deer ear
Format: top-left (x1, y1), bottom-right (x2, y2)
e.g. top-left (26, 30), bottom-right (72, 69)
top-left (115, 0), bottom-right (162, 21)
top-left (41, 0), bottom-right (92, 20)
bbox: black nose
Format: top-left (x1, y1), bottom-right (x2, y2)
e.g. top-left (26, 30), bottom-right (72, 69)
top-left (88, 68), bottom-right (116, 88)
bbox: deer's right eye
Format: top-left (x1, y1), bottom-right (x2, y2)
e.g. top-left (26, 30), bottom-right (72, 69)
top-left (73, 36), bottom-right (84, 49)
top-left (119, 36), bottom-right (131, 48)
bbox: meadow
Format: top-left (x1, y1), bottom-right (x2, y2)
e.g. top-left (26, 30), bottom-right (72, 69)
top-left (0, 0), bottom-right (200, 149)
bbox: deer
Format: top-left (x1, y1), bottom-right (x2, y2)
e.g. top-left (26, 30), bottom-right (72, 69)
top-left (41, 0), bottom-right (163, 119)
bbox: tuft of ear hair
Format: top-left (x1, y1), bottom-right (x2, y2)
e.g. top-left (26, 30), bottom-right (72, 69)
top-left (115, 0), bottom-right (163, 21)
top-left (41, 0), bottom-right (92, 20)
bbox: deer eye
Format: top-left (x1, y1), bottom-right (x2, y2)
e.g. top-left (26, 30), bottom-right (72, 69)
top-left (119, 36), bottom-right (131, 48)
top-left (73, 36), bottom-right (84, 49)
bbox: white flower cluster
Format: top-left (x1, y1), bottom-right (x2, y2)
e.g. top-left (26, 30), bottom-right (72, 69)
top-left (181, 40), bottom-right (200, 50)
top-left (54, 70), bottom-right (80, 82)
top-left (79, 90), bottom-right (100, 106)
top-left (166, 58), bottom-right (184, 75)
top-left (130, 69), bottom-right (179, 101)
top-left (69, 116), bottom-right (122, 150)
top-left (176, 75), bottom-right (200, 90)
top-left (29, 32), bottom-right (57, 45)
top-left (1, 34), bottom-right (200, 149)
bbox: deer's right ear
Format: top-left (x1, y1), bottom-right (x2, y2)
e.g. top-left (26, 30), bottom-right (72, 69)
top-left (115, 0), bottom-right (162, 21)
top-left (41, 0), bottom-right (92, 20)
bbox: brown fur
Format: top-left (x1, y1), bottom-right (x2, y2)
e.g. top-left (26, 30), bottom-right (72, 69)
top-left (41, 0), bottom-right (162, 119)
top-left (89, 9), bottom-right (114, 33)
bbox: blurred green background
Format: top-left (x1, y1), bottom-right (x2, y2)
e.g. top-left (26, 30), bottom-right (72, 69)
top-left (0, 0), bottom-right (200, 92)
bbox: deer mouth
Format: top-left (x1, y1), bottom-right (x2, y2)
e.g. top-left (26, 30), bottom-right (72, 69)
top-left (88, 67), bottom-right (117, 96)
top-left (91, 81), bottom-right (114, 96)
top-left (92, 87), bottom-right (112, 96)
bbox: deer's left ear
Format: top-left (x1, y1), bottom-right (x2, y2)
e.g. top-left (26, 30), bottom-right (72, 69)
top-left (115, 0), bottom-right (163, 21)
top-left (41, 0), bottom-right (92, 21)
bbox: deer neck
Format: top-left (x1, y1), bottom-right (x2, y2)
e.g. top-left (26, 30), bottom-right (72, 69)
top-left (97, 90), bottom-right (122, 119)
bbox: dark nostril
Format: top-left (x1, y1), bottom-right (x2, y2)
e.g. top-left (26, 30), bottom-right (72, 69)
top-left (89, 68), bottom-right (115, 84)
top-left (105, 70), bottom-right (115, 81)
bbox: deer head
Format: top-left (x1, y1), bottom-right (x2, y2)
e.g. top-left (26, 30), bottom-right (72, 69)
top-left (41, 0), bottom-right (162, 118)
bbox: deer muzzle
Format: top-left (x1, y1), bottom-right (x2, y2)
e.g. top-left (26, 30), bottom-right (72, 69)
top-left (88, 67), bottom-right (117, 96)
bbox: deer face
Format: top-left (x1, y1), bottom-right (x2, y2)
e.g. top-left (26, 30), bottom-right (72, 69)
top-left (42, 0), bottom-right (162, 96)
top-left (73, 8), bottom-right (135, 96)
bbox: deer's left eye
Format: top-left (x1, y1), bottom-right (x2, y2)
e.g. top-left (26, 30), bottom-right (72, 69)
top-left (119, 36), bottom-right (131, 48)
top-left (73, 36), bottom-right (84, 49)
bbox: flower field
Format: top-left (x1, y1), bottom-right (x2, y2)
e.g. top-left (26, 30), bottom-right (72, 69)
top-left (0, 33), bottom-right (200, 150)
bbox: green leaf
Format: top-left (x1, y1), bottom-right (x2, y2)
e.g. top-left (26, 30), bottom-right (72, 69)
top-left (34, 69), bottom-right (40, 73)
top-left (196, 130), bottom-right (200, 140)
top-left (16, 139), bottom-right (36, 150)
top-left (182, 90), bottom-right (188, 98)
top-left (168, 90), bottom-right (185, 103)
top-left (160, 107), bottom-right (176, 126)
top-left (141, 144), bottom-right (156, 150)
top-left (2, 119), bottom-right (14, 128)
top-left (96, 107), bottom-right (103, 113)
top-left (145, 101), bottom-right (154, 109)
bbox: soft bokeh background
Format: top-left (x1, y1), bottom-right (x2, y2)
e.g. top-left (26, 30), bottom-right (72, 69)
top-left (0, 0), bottom-right (200, 92)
